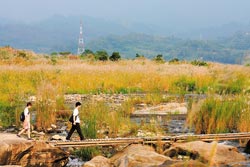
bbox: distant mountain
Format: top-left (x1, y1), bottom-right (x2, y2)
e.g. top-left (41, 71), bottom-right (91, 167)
top-left (0, 15), bottom-right (137, 53)
top-left (0, 16), bottom-right (250, 64)
top-left (87, 33), bottom-right (247, 64)
top-left (179, 22), bottom-right (250, 40)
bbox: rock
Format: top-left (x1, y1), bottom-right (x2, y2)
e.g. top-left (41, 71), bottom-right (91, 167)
top-left (157, 160), bottom-right (207, 167)
top-left (244, 140), bottom-right (250, 153)
top-left (46, 127), bottom-right (54, 133)
top-left (51, 134), bottom-right (66, 141)
top-left (51, 124), bottom-right (57, 129)
top-left (83, 156), bottom-right (111, 167)
top-left (110, 144), bottom-right (171, 167)
top-left (0, 133), bottom-right (68, 166)
top-left (4, 128), bottom-right (16, 133)
top-left (0, 165), bottom-right (22, 167)
top-left (164, 141), bottom-right (246, 166)
top-left (136, 130), bottom-right (157, 137)
top-left (32, 130), bottom-right (45, 136)
top-left (61, 126), bottom-right (67, 130)
top-left (28, 96), bottom-right (36, 102)
top-left (132, 103), bottom-right (188, 116)
top-left (135, 103), bottom-right (147, 109)
top-left (38, 132), bottom-right (45, 136)
top-left (31, 130), bottom-right (39, 134)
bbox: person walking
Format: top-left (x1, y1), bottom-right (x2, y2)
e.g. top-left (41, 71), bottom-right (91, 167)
top-left (66, 102), bottom-right (84, 141)
top-left (17, 102), bottom-right (32, 140)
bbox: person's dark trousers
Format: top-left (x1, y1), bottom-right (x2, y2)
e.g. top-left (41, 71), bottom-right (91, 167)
top-left (66, 123), bottom-right (84, 140)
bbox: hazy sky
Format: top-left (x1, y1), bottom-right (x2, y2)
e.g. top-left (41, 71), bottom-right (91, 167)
top-left (1, 0), bottom-right (250, 28)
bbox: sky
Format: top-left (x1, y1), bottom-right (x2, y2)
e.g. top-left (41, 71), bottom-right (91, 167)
top-left (1, 0), bottom-right (250, 29)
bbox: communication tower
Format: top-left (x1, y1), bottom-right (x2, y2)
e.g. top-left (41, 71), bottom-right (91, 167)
top-left (77, 21), bottom-right (85, 55)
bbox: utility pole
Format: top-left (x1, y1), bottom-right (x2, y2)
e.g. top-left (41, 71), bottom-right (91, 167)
top-left (77, 21), bottom-right (85, 55)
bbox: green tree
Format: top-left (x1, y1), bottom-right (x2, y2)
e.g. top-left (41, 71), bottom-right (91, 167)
top-left (154, 54), bottom-right (165, 63)
top-left (81, 49), bottom-right (94, 56)
top-left (135, 53), bottom-right (145, 58)
top-left (110, 52), bottom-right (121, 61)
top-left (95, 50), bottom-right (109, 61)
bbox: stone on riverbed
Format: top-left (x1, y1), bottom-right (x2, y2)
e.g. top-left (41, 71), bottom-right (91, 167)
top-left (0, 165), bottom-right (22, 167)
top-left (83, 156), bottom-right (111, 167)
top-left (132, 103), bottom-right (187, 115)
top-left (164, 141), bottom-right (246, 166)
top-left (0, 133), bottom-right (69, 167)
top-left (157, 160), bottom-right (207, 167)
top-left (51, 134), bottom-right (66, 141)
top-left (110, 144), bottom-right (171, 167)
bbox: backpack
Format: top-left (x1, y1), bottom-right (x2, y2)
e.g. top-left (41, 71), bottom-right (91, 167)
top-left (69, 114), bottom-right (73, 123)
top-left (20, 111), bottom-right (25, 122)
top-left (69, 114), bottom-right (78, 123)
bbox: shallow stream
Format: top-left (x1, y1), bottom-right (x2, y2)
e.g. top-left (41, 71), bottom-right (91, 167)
top-left (65, 117), bottom-right (250, 167)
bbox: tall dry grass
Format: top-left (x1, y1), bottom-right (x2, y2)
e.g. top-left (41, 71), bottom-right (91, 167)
top-left (35, 81), bottom-right (64, 130)
top-left (0, 55), bottom-right (250, 130)
top-left (187, 95), bottom-right (250, 134)
top-left (79, 101), bottom-right (132, 138)
top-left (1, 60), bottom-right (249, 97)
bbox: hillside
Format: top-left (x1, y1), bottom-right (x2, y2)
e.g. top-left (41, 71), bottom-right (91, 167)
top-left (87, 33), bottom-right (248, 64)
top-left (0, 16), bottom-right (250, 64)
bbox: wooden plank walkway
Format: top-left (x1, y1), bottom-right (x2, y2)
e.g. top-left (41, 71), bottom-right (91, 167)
top-left (49, 132), bottom-right (250, 147)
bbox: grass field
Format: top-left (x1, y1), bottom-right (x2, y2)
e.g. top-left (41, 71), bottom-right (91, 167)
top-left (0, 47), bottom-right (250, 135)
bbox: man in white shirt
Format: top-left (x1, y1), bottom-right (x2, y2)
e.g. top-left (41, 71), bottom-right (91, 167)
top-left (17, 102), bottom-right (32, 140)
top-left (66, 102), bottom-right (84, 140)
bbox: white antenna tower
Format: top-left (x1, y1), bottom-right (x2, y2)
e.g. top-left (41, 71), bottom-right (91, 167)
top-left (77, 21), bottom-right (85, 55)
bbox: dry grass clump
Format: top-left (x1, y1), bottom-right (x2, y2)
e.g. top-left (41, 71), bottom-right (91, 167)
top-left (35, 81), bottom-right (64, 130)
top-left (187, 95), bottom-right (250, 134)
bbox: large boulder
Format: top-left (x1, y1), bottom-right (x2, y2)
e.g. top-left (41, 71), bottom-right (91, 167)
top-left (110, 144), bottom-right (171, 167)
top-left (157, 160), bottom-right (207, 167)
top-left (83, 156), bottom-right (111, 167)
top-left (164, 141), bottom-right (246, 166)
top-left (0, 166), bottom-right (22, 167)
top-left (0, 133), bottom-right (69, 167)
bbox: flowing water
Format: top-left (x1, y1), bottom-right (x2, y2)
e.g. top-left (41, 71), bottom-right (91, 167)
top-left (61, 94), bottom-right (250, 166)
top-left (66, 157), bottom-right (85, 167)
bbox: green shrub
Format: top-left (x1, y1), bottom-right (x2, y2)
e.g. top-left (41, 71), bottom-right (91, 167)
top-left (50, 55), bottom-right (57, 65)
top-left (116, 87), bottom-right (143, 94)
top-left (168, 58), bottom-right (179, 64)
top-left (82, 115), bottom-right (97, 139)
top-left (215, 75), bottom-right (245, 94)
top-left (135, 53), bottom-right (145, 59)
top-left (74, 147), bottom-right (100, 161)
top-left (191, 60), bottom-right (208, 66)
top-left (0, 101), bottom-right (17, 127)
top-left (59, 52), bottom-right (71, 56)
top-left (173, 77), bottom-right (196, 94)
top-left (50, 52), bottom-right (58, 56)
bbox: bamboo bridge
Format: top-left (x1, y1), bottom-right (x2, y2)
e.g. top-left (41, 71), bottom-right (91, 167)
top-left (49, 132), bottom-right (250, 148)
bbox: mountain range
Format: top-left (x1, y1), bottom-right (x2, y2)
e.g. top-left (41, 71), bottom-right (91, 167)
top-left (0, 15), bottom-right (250, 64)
